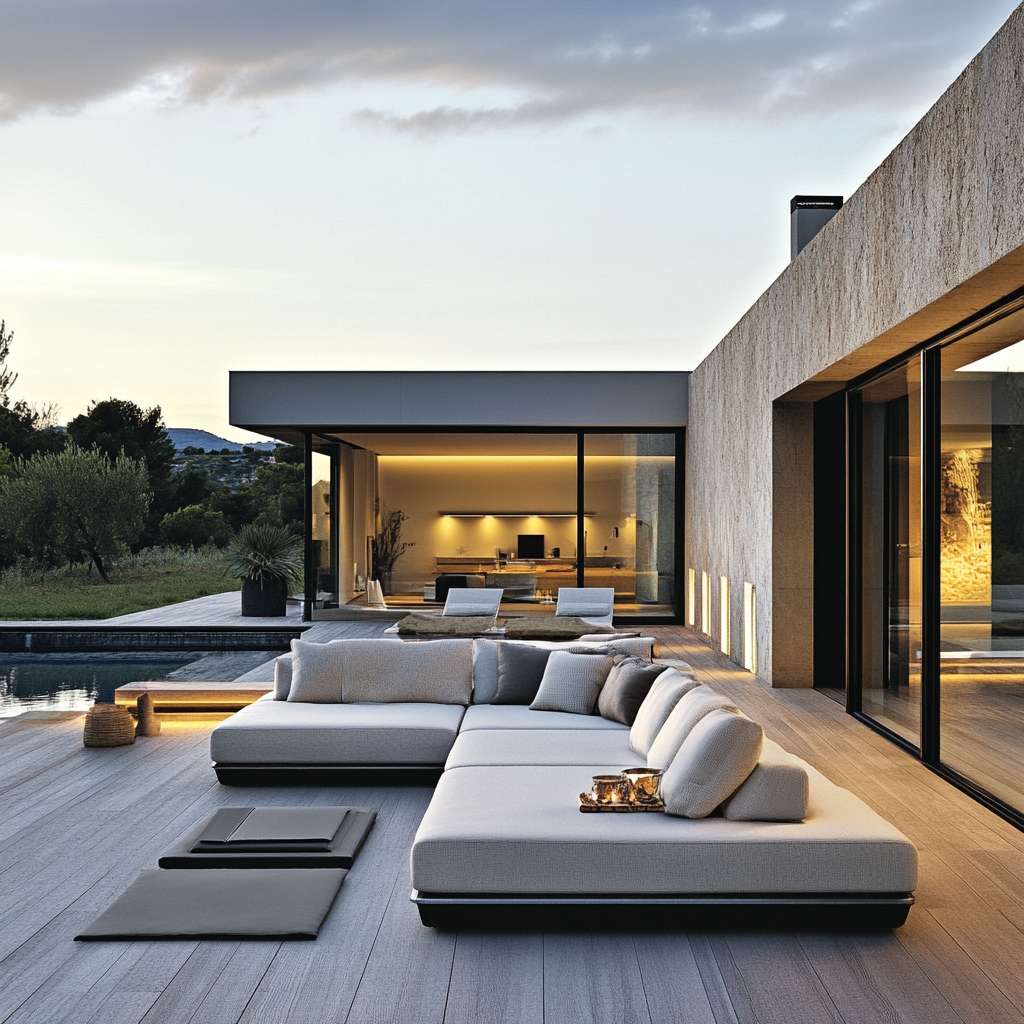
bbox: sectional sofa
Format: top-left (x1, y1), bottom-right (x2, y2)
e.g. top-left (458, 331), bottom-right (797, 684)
top-left (210, 636), bottom-right (918, 929)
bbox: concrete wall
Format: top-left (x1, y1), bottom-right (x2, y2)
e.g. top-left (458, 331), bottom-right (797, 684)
top-left (686, 4), bottom-right (1024, 685)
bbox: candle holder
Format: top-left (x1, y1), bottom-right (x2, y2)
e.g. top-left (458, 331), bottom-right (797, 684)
top-left (621, 767), bottom-right (664, 806)
top-left (590, 774), bottom-right (628, 805)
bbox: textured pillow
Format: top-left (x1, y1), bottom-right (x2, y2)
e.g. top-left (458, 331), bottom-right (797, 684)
top-left (628, 668), bottom-right (702, 756)
top-left (662, 709), bottom-right (764, 819)
top-left (340, 638), bottom-right (473, 704)
top-left (645, 686), bottom-right (737, 769)
top-left (273, 654), bottom-right (293, 701)
top-left (597, 658), bottom-right (667, 725)
top-left (287, 639), bottom-right (346, 703)
top-left (530, 651), bottom-right (615, 715)
top-left (721, 742), bottom-right (810, 821)
top-left (493, 643), bottom-right (553, 704)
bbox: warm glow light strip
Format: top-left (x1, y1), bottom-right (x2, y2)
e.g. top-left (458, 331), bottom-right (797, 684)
top-left (701, 571), bottom-right (711, 635)
top-left (438, 511), bottom-right (594, 517)
top-left (719, 575), bottom-right (730, 656)
top-left (687, 568), bottom-right (696, 626)
top-left (743, 582), bottom-right (757, 674)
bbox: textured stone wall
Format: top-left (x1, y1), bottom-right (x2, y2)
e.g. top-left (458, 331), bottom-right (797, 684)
top-left (686, 4), bottom-right (1024, 684)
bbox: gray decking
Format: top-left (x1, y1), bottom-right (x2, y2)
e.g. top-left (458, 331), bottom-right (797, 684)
top-left (1, 627), bottom-right (1023, 1023)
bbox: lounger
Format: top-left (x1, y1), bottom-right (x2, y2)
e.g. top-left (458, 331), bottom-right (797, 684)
top-left (443, 588), bottom-right (504, 618)
top-left (556, 587), bottom-right (615, 627)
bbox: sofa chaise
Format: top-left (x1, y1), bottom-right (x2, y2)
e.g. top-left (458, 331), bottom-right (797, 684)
top-left (209, 636), bottom-right (918, 929)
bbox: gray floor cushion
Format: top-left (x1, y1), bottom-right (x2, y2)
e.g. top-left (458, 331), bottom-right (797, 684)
top-left (159, 809), bottom-right (376, 869)
top-left (76, 868), bottom-right (347, 940)
top-left (445, 728), bottom-right (635, 769)
top-left (459, 705), bottom-right (626, 732)
top-left (211, 700), bottom-right (465, 764)
top-left (411, 764), bottom-right (918, 896)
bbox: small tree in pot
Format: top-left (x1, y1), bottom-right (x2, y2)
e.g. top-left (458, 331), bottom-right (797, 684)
top-left (372, 509), bottom-right (414, 595)
top-left (227, 522), bottom-right (303, 616)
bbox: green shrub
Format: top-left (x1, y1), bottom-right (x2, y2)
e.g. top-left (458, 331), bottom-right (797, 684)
top-left (160, 504), bottom-right (231, 550)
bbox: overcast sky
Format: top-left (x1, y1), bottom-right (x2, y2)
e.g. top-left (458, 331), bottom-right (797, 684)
top-left (1, 1), bottom-right (1016, 439)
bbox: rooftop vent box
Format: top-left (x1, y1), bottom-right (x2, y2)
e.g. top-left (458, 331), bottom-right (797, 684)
top-left (791, 195), bottom-right (843, 259)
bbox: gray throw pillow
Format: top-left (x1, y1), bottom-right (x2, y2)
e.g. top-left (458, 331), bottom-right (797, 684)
top-left (273, 654), bottom-right (293, 700)
top-left (494, 643), bottom-right (553, 704)
top-left (286, 639), bottom-right (346, 703)
top-left (661, 709), bottom-right (763, 819)
top-left (597, 658), bottom-right (667, 725)
top-left (721, 742), bottom-right (810, 822)
top-left (645, 686), bottom-right (737, 769)
top-left (628, 668), bottom-right (702, 756)
top-left (530, 651), bottom-right (615, 715)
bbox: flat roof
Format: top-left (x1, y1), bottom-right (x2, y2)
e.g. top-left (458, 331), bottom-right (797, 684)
top-left (229, 371), bottom-right (688, 439)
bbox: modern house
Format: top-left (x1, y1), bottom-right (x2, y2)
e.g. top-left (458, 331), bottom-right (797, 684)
top-left (231, 10), bottom-right (1024, 828)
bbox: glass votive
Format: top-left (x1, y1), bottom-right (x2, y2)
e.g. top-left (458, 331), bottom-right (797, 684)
top-left (621, 767), bottom-right (664, 805)
top-left (591, 774), bottom-right (628, 805)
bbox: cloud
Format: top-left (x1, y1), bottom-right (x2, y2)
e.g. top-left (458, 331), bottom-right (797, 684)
top-left (0, 1), bottom-right (1015, 131)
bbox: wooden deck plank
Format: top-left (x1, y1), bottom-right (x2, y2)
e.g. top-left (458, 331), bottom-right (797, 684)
top-left (442, 933), bottom-right (544, 1024)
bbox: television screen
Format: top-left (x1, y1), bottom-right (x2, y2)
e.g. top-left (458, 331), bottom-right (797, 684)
top-left (517, 534), bottom-right (545, 559)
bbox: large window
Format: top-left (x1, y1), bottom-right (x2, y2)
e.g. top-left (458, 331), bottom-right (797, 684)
top-left (304, 430), bottom-right (682, 622)
top-left (846, 296), bottom-right (1024, 823)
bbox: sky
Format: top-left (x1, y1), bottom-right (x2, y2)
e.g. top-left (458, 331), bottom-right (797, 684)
top-left (0, 1), bottom-right (1017, 442)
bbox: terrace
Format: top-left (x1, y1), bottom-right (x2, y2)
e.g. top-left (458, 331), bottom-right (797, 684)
top-left (1, 625), bottom-right (1022, 1024)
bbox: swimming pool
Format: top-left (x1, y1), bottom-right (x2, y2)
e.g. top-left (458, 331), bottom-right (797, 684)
top-left (0, 651), bottom-right (271, 716)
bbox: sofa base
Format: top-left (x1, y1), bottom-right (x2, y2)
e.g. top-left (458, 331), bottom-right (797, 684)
top-left (214, 763), bottom-right (444, 786)
top-left (411, 890), bottom-right (914, 931)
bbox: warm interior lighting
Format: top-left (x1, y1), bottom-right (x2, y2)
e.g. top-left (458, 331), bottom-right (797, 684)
top-left (687, 568), bottom-right (696, 626)
top-left (953, 336), bottom-right (1024, 373)
top-left (701, 571), bottom-right (711, 635)
top-left (719, 576), bottom-right (730, 656)
top-left (743, 582), bottom-right (757, 674)
top-left (437, 511), bottom-right (591, 518)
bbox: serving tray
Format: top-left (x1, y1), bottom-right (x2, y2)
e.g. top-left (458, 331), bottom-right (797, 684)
top-left (578, 792), bottom-right (665, 813)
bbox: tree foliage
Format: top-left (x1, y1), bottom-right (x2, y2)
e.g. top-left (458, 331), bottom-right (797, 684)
top-left (0, 320), bottom-right (16, 402)
top-left (160, 504), bottom-right (230, 550)
top-left (0, 444), bottom-right (151, 580)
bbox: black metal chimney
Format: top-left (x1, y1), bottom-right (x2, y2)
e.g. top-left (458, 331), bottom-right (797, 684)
top-left (791, 195), bottom-right (843, 259)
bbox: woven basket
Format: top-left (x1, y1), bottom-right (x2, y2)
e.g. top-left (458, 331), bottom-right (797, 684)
top-left (83, 703), bottom-right (136, 747)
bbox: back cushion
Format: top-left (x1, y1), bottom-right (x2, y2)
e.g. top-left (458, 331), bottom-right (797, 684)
top-left (529, 652), bottom-right (615, 715)
top-left (628, 668), bottom-right (701, 755)
top-left (645, 686), bottom-right (737, 770)
top-left (273, 654), bottom-right (293, 701)
top-left (341, 639), bottom-right (474, 705)
top-left (721, 741), bottom-right (810, 822)
top-left (661, 710), bottom-right (764, 819)
top-left (472, 637), bottom-right (655, 704)
top-left (494, 643), bottom-right (552, 704)
top-left (287, 639), bottom-right (347, 703)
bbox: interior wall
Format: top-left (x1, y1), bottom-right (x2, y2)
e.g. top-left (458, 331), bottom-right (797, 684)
top-left (685, 6), bottom-right (1024, 684)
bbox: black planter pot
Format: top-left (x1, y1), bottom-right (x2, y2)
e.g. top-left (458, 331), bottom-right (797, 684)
top-left (240, 576), bottom-right (288, 617)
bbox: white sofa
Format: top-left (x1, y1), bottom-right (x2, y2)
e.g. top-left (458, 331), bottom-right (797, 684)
top-left (209, 636), bottom-right (918, 928)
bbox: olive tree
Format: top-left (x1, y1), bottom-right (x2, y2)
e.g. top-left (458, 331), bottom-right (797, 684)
top-left (0, 444), bottom-right (151, 581)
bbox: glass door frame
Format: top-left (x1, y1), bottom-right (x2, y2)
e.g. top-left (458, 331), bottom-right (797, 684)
top-left (845, 287), bottom-right (1024, 831)
top-left (302, 425), bottom-right (685, 626)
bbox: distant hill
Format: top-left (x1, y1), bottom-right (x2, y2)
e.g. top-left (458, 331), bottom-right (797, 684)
top-left (168, 428), bottom-right (275, 453)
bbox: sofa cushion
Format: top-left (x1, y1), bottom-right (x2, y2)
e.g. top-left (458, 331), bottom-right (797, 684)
top-left (273, 654), bottom-right (293, 701)
top-left (287, 639), bottom-right (347, 703)
top-left (662, 709), bottom-right (763, 819)
top-left (445, 728), bottom-right (634, 769)
top-left (530, 651), bottom-right (614, 715)
top-left (628, 668), bottom-right (701, 756)
top-left (211, 699), bottom-right (465, 765)
top-left (472, 637), bottom-right (656, 704)
top-left (411, 763), bottom-right (918, 896)
top-left (645, 686), bottom-right (737, 770)
top-left (597, 658), bottom-right (667, 725)
top-left (722, 739), bottom-right (810, 822)
top-left (340, 638), bottom-right (474, 705)
top-left (460, 705), bottom-right (627, 732)
top-left (493, 643), bottom-right (552, 705)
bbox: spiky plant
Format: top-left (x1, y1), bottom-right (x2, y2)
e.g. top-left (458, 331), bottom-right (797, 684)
top-left (226, 522), bottom-right (303, 588)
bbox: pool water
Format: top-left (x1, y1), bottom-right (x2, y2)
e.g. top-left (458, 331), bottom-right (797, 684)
top-left (0, 654), bottom-right (196, 717)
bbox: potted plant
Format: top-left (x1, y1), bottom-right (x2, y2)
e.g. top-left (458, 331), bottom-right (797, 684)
top-left (372, 509), bottom-right (414, 595)
top-left (227, 522), bottom-right (303, 616)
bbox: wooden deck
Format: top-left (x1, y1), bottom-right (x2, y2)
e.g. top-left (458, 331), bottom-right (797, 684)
top-left (1, 626), bottom-right (1023, 1024)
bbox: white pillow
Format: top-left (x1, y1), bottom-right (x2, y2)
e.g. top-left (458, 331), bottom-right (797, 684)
top-left (661, 709), bottom-right (763, 819)
top-left (645, 686), bottom-right (736, 770)
top-left (529, 651), bottom-right (615, 715)
top-left (340, 639), bottom-right (473, 704)
top-left (286, 639), bottom-right (346, 703)
top-left (628, 668), bottom-right (701, 756)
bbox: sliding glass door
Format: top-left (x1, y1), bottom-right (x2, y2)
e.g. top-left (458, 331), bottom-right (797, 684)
top-left (847, 295), bottom-right (1024, 824)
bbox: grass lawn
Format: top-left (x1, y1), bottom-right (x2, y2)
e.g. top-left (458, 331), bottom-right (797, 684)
top-left (0, 565), bottom-right (239, 620)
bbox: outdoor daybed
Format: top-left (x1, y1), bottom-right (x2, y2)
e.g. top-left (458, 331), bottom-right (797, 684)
top-left (209, 636), bottom-right (918, 928)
